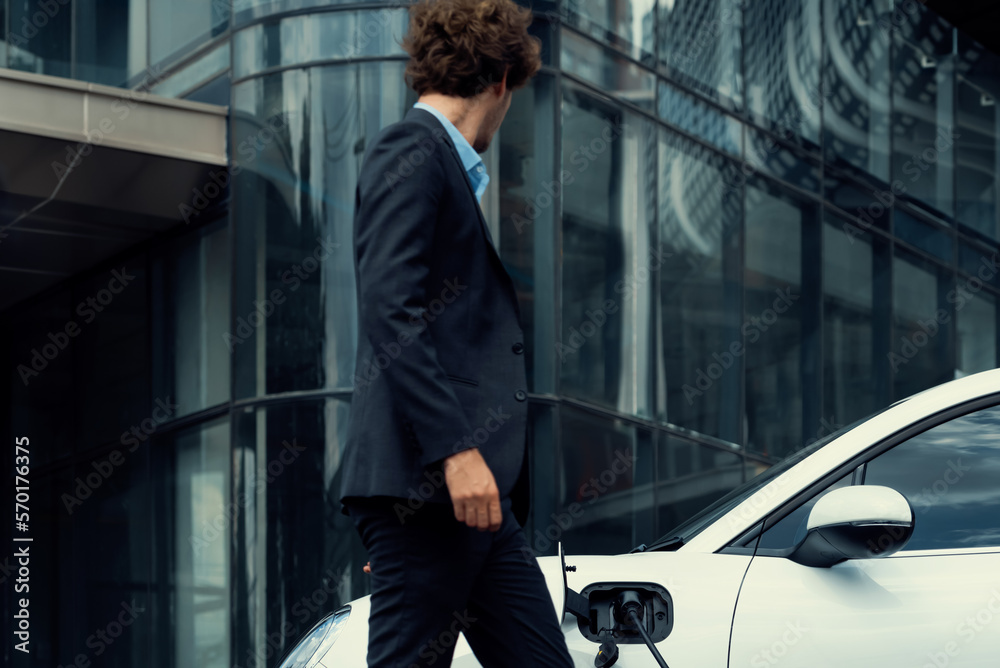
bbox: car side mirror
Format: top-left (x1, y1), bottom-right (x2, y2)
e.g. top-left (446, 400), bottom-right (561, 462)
top-left (788, 485), bottom-right (914, 568)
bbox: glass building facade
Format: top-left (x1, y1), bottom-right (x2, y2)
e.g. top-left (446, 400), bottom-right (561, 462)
top-left (2, 0), bottom-right (1000, 665)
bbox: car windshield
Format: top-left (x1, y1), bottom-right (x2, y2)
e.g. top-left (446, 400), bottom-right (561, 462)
top-left (641, 413), bottom-right (874, 551)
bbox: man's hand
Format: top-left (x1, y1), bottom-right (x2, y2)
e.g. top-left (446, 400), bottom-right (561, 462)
top-left (443, 447), bottom-right (502, 531)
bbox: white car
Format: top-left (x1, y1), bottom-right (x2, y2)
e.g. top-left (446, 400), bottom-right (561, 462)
top-left (282, 368), bottom-right (1000, 667)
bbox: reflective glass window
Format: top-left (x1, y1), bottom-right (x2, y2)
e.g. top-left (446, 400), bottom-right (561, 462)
top-left (744, 180), bottom-right (818, 459)
top-left (960, 240), bottom-right (1000, 291)
top-left (0, 3), bottom-right (7, 68)
top-left (496, 74), bottom-right (558, 393)
top-left (232, 400), bottom-right (358, 663)
top-left (865, 404), bottom-right (1000, 551)
top-left (151, 0), bottom-right (229, 66)
top-left (956, 34), bottom-right (1000, 241)
top-left (231, 62), bottom-right (409, 398)
top-left (658, 128), bottom-right (742, 443)
top-left (956, 290), bottom-right (997, 376)
top-left (824, 169), bottom-right (893, 231)
top-left (561, 30), bottom-right (655, 111)
top-left (151, 218), bottom-right (231, 417)
top-left (150, 42), bottom-right (230, 99)
top-left (656, 0), bottom-right (742, 106)
top-left (743, 0), bottom-right (822, 147)
top-left (757, 472), bottom-right (852, 550)
top-left (822, 0), bottom-right (891, 181)
top-left (656, 435), bottom-right (743, 541)
top-left (183, 72), bottom-right (231, 105)
top-left (233, 10), bottom-right (408, 79)
top-left (560, 85), bottom-right (656, 417)
top-left (891, 251), bottom-right (953, 401)
top-left (895, 207), bottom-right (953, 262)
top-left (154, 418), bottom-right (231, 666)
top-left (75, 0), bottom-right (147, 86)
top-left (8, 0), bottom-right (72, 78)
top-left (745, 127), bottom-right (822, 193)
top-left (561, 0), bottom-right (656, 61)
top-left (233, 0), bottom-right (399, 25)
top-left (657, 79), bottom-right (741, 157)
top-left (823, 215), bottom-right (889, 427)
top-left (555, 407), bottom-right (644, 556)
top-left (890, 2), bottom-right (956, 218)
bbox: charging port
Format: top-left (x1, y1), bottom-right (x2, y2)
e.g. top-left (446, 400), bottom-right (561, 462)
top-left (574, 582), bottom-right (672, 644)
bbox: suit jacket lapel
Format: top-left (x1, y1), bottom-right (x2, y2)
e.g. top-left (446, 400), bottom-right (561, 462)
top-left (403, 107), bottom-right (521, 323)
top-left (406, 107), bottom-right (500, 256)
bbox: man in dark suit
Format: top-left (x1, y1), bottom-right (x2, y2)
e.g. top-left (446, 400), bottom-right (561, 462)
top-left (338, 0), bottom-right (575, 666)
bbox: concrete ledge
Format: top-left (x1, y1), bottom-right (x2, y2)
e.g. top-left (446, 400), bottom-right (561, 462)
top-left (0, 67), bottom-right (228, 166)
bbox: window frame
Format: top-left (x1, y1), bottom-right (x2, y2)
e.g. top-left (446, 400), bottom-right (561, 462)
top-left (727, 392), bottom-right (1000, 556)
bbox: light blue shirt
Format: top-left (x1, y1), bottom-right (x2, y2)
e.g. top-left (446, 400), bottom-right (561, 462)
top-left (413, 102), bottom-right (489, 204)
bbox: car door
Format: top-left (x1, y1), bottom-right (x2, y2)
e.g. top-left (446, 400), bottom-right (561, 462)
top-left (728, 402), bottom-right (1000, 667)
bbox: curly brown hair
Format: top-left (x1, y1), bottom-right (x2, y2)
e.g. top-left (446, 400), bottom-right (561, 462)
top-left (402, 0), bottom-right (542, 98)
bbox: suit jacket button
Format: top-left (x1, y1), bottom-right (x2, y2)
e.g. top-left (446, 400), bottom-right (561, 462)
top-left (514, 390), bottom-right (527, 402)
top-left (512, 342), bottom-right (524, 354)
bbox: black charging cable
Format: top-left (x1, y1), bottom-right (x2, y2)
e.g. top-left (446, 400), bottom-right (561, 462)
top-left (614, 592), bottom-right (669, 668)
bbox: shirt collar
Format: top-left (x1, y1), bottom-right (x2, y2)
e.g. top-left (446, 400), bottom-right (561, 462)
top-left (413, 102), bottom-right (489, 203)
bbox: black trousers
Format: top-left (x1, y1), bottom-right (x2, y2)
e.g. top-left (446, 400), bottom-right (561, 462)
top-left (346, 495), bottom-right (575, 668)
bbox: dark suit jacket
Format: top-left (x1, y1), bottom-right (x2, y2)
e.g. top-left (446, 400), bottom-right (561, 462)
top-left (339, 107), bottom-right (531, 526)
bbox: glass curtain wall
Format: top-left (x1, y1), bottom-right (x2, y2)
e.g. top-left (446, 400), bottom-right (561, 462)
top-left (3, 1), bottom-right (1000, 666)
top-left (2, 0), bottom-right (227, 87)
top-left (1, 218), bottom-right (232, 667)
